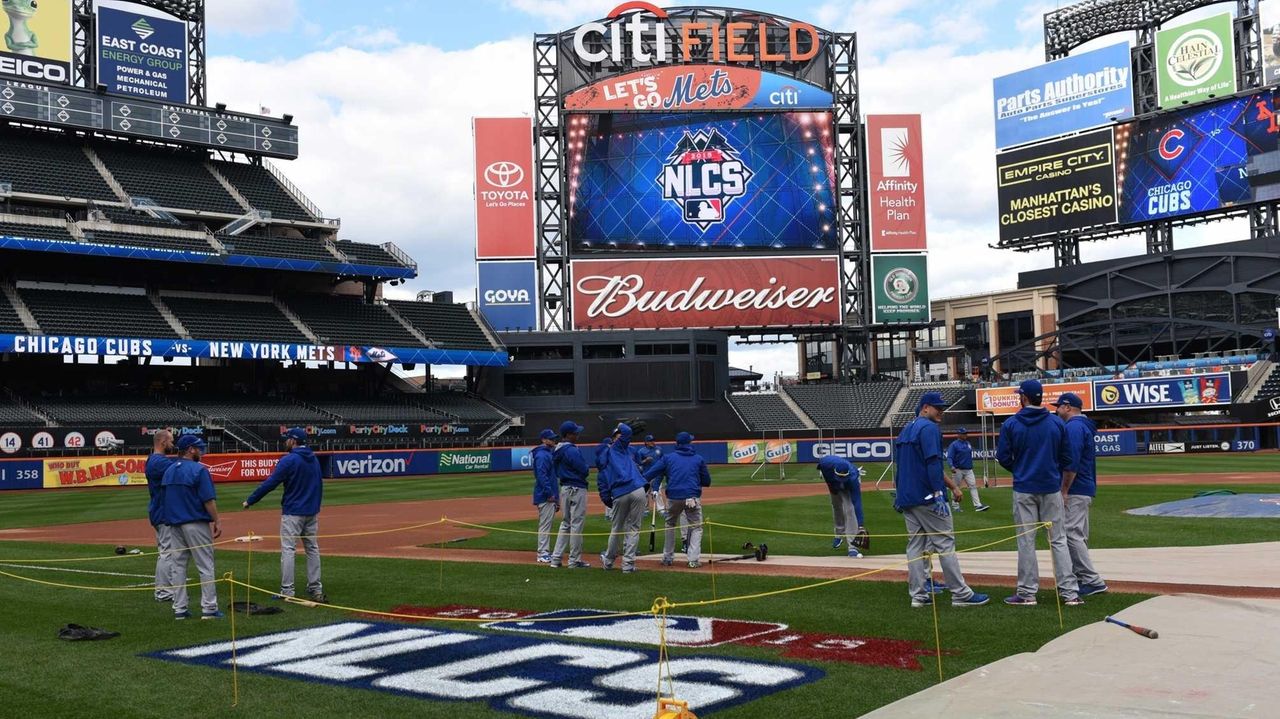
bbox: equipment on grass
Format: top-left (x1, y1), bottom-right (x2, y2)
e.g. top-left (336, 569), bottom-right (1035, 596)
top-left (57, 624), bottom-right (119, 641)
top-left (1104, 615), bottom-right (1158, 639)
top-left (851, 528), bottom-right (870, 551)
top-left (712, 542), bottom-right (768, 563)
top-left (113, 545), bottom-right (126, 555)
top-left (654, 697), bottom-right (698, 719)
top-left (230, 601), bottom-right (283, 615)
top-left (649, 497), bottom-right (657, 552)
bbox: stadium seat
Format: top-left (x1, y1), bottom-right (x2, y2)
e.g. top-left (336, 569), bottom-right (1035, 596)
top-left (309, 399), bottom-right (452, 422)
top-left (784, 381), bottom-right (902, 429)
top-left (283, 295), bottom-right (424, 347)
top-left (0, 394), bottom-right (42, 424)
top-left (19, 287), bottom-right (179, 339)
top-left (81, 229), bottom-right (218, 255)
top-left (92, 143), bottom-right (245, 216)
top-left (417, 392), bottom-right (507, 422)
top-left (29, 396), bottom-right (199, 424)
top-left (218, 233), bottom-right (339, 263)
top-left (0, 220), bottom-right (78, 245)
top-left (181, 397), bottom-right (334, 423)
top-left (727, 392), bottom-right (808, 431)
top-left (209, 161), bottom-right (316, 222)
top-left (335, 240), bottom-right (410, 269)
top-left (161, 295), bottom-right (311, 344)
top-left (896, 384), bottom-right (970, 423)
top-left (386, 300), bottom-right (496, 350)
top-left (0, 291), bottom-right (26, 334)
top-left (0, 130), bottom-right (118, 202)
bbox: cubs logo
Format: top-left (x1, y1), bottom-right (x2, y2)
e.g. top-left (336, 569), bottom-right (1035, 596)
top-left (657, 128), bottom-right (753, 230)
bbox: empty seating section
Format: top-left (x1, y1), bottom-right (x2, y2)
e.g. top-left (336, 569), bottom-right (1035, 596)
top-left (420, 393), bottom-right (505, 422)
top-left (1258, 365), bottom-right (1280, 398)
top-left (336, 240), bottom-right (403, 268)
top-left (20, 288), bottom-right (177, 338)
top-left (310, 400), bottom-right (451, 422)
top-left (211, 161), bottom-right (315, 222)
top-left (162, 296), bottom-right (309, 344)
top-left (97, 208), bottom-right (186, 229)
top-left (0, 395), bottom-right (40, 424)
top-left (182, 398), bottom-right (332, 423)
top-left (0, 220), bottom-right (76, 244)
top-left (728, 393), bottom-right (807, 430)
top-left (33, 397), bottom-right (198, 424)
top-left (284, 295), bottom-right (422, 347)
top-left (219, 233), bottom-right (337, 262)
top-left (93, 144), bottom-right (244, 215)
top-left (388, 300), bottom-right (495, 350)
top-left (0, 132), bottom-right (117, 201)
top-left (0, 291), bottom-right (27, 334)
top-left (897, 385), bottom-right (970, 421)
top-left (784, 381), bottom-right (902, 429)
top-left (82, 230), bottom-right (216, 254)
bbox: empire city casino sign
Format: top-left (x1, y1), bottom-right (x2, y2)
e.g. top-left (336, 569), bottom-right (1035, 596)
top-left (571, 2), bottom-right (822, 66)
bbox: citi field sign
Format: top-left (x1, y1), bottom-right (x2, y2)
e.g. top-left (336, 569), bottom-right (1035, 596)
top-left (571, 2), bottom-right (822, 65)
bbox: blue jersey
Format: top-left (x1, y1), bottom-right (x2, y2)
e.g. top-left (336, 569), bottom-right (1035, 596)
top-left (642, 446), bottom-right (710, 500)
top-left (244, 447), bottom-right (323, 516)
top-left (817, 455), bottom-right (864, 525)
top-left (996, 407), bottom-right (1070, 494)
top-left (160, 458), bottom-right (216, 526)
top-left (635, 445), bottom-right (662, 469)
top-left (1064, 414), bottom-right (1098, 497)
top-left (553, 442), bottom-right (589, 489)
top-left (894, 416), bottom-right (946, 509)
top-left (144, 452), bottom-right (175, 526)
top-left (598, 426), bottom-right (646, 503)
top-left (531, 444), bottom-right (558, 505)
top-left (946, 440), bottom-right (974, 470)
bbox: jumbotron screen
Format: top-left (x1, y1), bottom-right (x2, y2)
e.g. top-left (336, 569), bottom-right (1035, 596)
top-left (567, 112), bottom-right (838, 252)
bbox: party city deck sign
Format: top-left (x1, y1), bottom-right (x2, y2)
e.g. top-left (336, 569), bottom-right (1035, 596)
top-left (149, 622), bottom-right (822, 719)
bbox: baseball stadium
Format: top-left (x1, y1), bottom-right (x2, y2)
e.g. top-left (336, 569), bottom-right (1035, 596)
top-left (1, 1), bottom-right (1278, 717)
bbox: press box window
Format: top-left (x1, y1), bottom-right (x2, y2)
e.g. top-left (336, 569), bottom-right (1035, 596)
top-left (510, 345), bottom-right (573, 361)
top-left (635, 343), bottom-right (690, 356)
top-left (583, 344), bottom-right (625, 359)
top-left (504, 372), bottom-right (574, 396)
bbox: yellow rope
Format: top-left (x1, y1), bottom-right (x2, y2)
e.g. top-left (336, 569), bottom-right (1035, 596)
top-left (705, 519), bottom-right (1049, 538)
top-left (927, 552), bottom-right (944, 683)
top-left (227, 571), bottom-right (239, 708)
top-left (0, 567), bottom-right (223, 592)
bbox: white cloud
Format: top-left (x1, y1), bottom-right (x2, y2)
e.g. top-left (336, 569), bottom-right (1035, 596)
top-left (321, 26), bottom-right (402, 50)
top-left (206, 0), bottom-right (299, 35)
top-left (505, 0), bottom-right (675, 25)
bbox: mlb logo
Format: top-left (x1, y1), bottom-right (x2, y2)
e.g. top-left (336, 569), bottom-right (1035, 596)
top-left (685, 198), bottom-right (723, 223)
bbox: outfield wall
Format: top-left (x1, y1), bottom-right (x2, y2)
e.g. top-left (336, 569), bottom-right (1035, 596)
top-left (2, 423), bottom-right (1276, 490)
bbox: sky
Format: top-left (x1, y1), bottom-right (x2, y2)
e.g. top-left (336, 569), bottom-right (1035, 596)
top-left (200, 0), bottom-right (1251, 380)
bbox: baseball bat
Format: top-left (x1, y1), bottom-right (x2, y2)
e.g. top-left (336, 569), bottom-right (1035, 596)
top-left (648, 496), bottom-right (657, 552)
top-left (1104, 615), bottom-right (1158, 639)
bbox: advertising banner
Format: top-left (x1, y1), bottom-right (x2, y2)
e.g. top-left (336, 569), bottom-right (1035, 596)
top-left (564, 66), bottom-right (833, 112)
top-left (201, 453), bottom-right (283, 483)
top-left (870, 254), bottom-right (930, 325)
top-left (1093, 430), bottom-right (1139, 456)
top-left (477, 261), bottom-right (538, 331)
top-left (96, 1), bottom-right (188, 102)
top-left (996, 128), bottom-right (1118, 241)
top-left (728, 441), bottom-right (761, 464)
top-left (976, 381), bottom-right (1094, 416)
top-left (1264, 1), bottom-right (1280, 84)
top-left (0, 459), bottom-right (42, 489)
top-left (1115, 92), bottom-right (1278, 224)
top-left (1156, 13), bottom-right (1236, 108)
top-left (567, 111), bottom-right (837, 252)
top-left (993, 41), bottom-right (1133, 149)
top-left (1093, 373), bottom-right (1231, 411)
top-left (474, 118), bottom-right (535, 259)
top-left (437, 449), bottom-right (494, 474)
top-left (571, 256), bottom-right (842, 330)
top-left (799, 439), bottom-right (894, 463)
top-left (327, 451), bottom-right (437, 479)
top-left (0, 334), bottom-right (508, 367)
top-left (0, 0), bottom-right (71, 84)
top-left (867, 114), bottom-right (927, 252)
top-left (42, 456), bottom-right (148, 488)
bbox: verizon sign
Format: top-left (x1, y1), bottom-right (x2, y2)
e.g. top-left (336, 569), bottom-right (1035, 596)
top-left (571, 256), bottom-right (842, 330)
top-left (474, 118), bottom-right (535, 258)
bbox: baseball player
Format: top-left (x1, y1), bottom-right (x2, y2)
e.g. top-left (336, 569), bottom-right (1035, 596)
top-left (894, 392), bottom-right (990, 608)
top-left (530, 429), bottom-right (559, 563)
top-left (946, 428), bottom-right (989, 512)
top-left (996, 380), bottom-right (1082, 606)
top-left (242, 427), bottom-right (327, 603)
top-left (643, 432), bottom-right (710, 567)
top-left (1053, 392), bottom-right (1107, 596)
top-left (595, 435), bottom-right (615, 522)
top-left (161, 435), bottom-right (223, 620)
top-left (636, 434), bottom-right (668, 519)
top-left (816, 454), bottom-right (865, 557)
top-left (549, 420), bottom-right (591, 569)
top-left (144, 429), bottom-right (176, 603)
top-left (597, 423), bottom-right (648, 573)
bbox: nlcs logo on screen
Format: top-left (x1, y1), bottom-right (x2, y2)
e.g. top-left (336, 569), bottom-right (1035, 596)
top-left (658, 128), bottom-right (753, 230)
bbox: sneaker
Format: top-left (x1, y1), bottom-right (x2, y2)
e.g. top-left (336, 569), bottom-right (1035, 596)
top-left (154, 595), bottom-right (173, 603)
top-left (568, 560), bottom-right (591, 569)
top-left (1078, 583), bottom-right (1108, 597)
top-left (1004, 595), bottom-right (1037, 606)
top-left (952, 592), bottom-right (990, 607)
top-left (549, 561), bottom-right (561, 568)
top-left (924, 578), bottom-right (949, 594)
top-left (1063, 597), bottom-right (1085, 606)
top-left (681, 540), bottom-right (689, 553)
top-left (271, 593), bottom-right (293, 601)
top-left (536, 554), bottom-right (552, 564)
top-left (847, 549), bottom-right (863, 558)
top-left (599, 552), bottom-right (613, 570)
top-left (831, 537), bottom-right (844, 550)
top-left (659, 558), bottom-right (673, 567)
top-left (621, 567), bottom-right (636, 574)
top-left (910, 595), bottom-right (933, 608)
top-left (309, 592), bottom-right (329, 604)
top-left (951, 502), bottom-right (963, 512)
top-left (975, 504), bottom-right (991, 512)
top-left (200, 610), bottom-right (225, 620)
top-left (173, 611), bottom-right (191, 620)
top-left (687, 561), bottom-right (701, 569)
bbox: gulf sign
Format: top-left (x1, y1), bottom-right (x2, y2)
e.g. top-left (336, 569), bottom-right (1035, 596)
top-left (571, 256), bottom-right (841, 330)
top-left (564, 66), bottom-right (832, 112)
top-left (572, 2), bottom-right (821, 66)
top-left (867, 115), bottom-right (927, 252)
top-left (1094, 373), bottom-right (1230, 411)
top-left (474, 118), bottom-right (535, 259)
top-left (976, 382), bottom-right (1093, 416)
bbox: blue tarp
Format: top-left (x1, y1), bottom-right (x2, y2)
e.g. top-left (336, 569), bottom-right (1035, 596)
top-left (1126, 494), bottom-right (1280, 519)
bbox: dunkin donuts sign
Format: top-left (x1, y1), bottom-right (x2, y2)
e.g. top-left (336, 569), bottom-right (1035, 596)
top-left (571, 256), bottom-right (841, 330)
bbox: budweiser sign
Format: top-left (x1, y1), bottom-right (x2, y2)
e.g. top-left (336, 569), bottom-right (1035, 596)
top-left (571, 256), bottom-right (842, 330)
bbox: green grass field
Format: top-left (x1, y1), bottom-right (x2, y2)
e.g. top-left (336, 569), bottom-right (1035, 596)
top-left (0, 452), bottom-right (1272, 718)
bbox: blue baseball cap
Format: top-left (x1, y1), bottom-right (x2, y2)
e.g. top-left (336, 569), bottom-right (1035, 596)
top-left (675, 432), bottom-right (694, 445)
top-left (833, 458), bottom-right (852, 477)
top-left (956, 427), bottom-right (968, 434)
top-left (281, 427), bottom-right (308, 444)
top-left (176, 435), bottom-right (206, 452)
top-left (1051, 392), bottom-right (1084, 409)
top-left (1017, 379), bottom-right (1044, 399)
top-left (644, 434), bottom-right (655, 442)
top-left (559, 421), bottom-right (584, 436)
top-left (917, 391), bottom-right (947, 411)
top-left (539, 429), bottom-right (558, 441)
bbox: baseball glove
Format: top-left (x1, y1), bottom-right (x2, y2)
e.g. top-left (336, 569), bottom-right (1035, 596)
top-left (851, 528), bottom-right (870, 551)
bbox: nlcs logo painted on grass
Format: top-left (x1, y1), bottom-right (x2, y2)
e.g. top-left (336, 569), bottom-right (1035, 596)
top-left (149, 621), bottom-right (821, 719)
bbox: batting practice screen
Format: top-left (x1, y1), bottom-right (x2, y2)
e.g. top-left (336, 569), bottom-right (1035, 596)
top-left (567, 111), bottom-right (838, 252)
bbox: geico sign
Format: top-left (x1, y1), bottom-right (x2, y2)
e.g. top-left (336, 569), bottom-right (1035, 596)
top-left (0, 57), bottom-right (68, 83)
top-left (573, 2), bottom-right (820, 66)
top-left (812, 441), bottom-right (891, 460)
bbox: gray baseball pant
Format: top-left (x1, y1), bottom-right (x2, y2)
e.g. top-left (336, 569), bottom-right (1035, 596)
top-left (551, 486), bottom-right (588, 565)
top-left (954, 469), bottom-right (982, 506)
top-left (170, 521), bottom-right (218, 615)
top-left (536, 501), bottom-right (557, 556)
top-left (602, 487), bottom-right (646, 571)
top-left (829, 487), bottom-right (859, 543)
top-left (1064, 495), bottom-right (1103, 587)
top-left (153, 524), bottom-right (175, 601)
top-left (1013, 491), bottom-right (1080, 599)
top-left (280, 514), bottom-right (322, 597)
top-left (903, 505), bottom-right (975, 603)
top-left (664, 497), bottom-right (703, 564)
